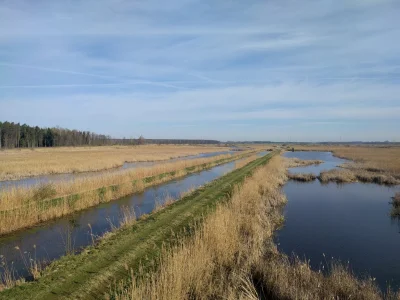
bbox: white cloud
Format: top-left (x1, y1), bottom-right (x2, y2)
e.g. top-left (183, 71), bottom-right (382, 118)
top-left (0, 0), bottom-right (399, 141)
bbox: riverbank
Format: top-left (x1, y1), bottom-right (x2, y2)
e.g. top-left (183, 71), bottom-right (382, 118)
top-left (113, 154), bottom-right (392, 300)
top-left (0, 152), bottom-right (276, 299)
top-left (0, 151), bottom-right (254, 236)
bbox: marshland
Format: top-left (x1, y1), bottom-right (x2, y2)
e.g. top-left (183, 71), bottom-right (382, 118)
top-left (0, 145), bottom-right (228, 181)
top-left (3, 0), bottom-right (400, 297)
top-left (1, 143), bottom-right (400, 300)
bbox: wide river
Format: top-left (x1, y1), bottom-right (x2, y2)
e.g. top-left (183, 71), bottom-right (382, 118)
top-left (277, 151), bottom-right (400, 291)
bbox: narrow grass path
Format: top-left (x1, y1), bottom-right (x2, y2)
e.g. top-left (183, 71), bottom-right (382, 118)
top-left (0, 152), bottom-right (276, 300)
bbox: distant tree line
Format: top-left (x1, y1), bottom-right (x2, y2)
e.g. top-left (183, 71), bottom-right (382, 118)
top-left (0, 121), bottom-right (113, 149)
top-left (0, 121), bottom-right (221, 149)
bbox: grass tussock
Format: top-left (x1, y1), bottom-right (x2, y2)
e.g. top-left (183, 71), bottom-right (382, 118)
top-left (391, 193), bottom-right (400, 218)
top-left (114, 155), bottom-right (397, 300)
top-left (0, 145), bottom-right (227, 181)
top-left (318, 169), bottom-right (357, 183)
top-left (285, 157), bottom-right (323, 168)
top-left (319, 168), bottom-right (400, 185)
top-left (255, 250), bottom-right (388, 300)
top-left (0, 152), bottom-right (251, 235)
top-left (287, 173), bottom-right (317, 182)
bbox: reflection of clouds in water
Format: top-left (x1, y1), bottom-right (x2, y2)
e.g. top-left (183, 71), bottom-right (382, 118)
top-left (279, 164), bottom-right (400, 291)
top-left (283, 151), bottom-right (348, 175)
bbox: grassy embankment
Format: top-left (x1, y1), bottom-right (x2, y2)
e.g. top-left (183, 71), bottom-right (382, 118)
top-left (0, 152), bottom-right (276, 299)
top-left (292, 145), bottom-right (400, 185)
top-left (0, 151), bottom-right (255, 235)
top-left (0, 145), bottom-right (227, 181)
top-left (112, 154), bottom-right (394, 300)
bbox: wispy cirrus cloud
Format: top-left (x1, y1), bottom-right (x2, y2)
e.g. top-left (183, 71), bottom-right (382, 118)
top-left (0, 0), bottom-right (399, 141)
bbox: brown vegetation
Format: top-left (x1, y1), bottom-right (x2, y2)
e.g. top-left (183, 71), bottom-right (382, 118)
top-left (0, 145), bottom-right (227, 181)
top-left (293, 145), bottom-right (400, 179)
top-left (319, 169), bottom-right (357, 183)
top-left (287, 172), bottom-right (317, 182)
top-left (0, 152), bottom-right (250, 235)
top-left (285, 157), bottom-right (323, 168)
top-left (391, 193), bottom-right (400, 218)
top-left (114, 155), bottom-right (393, 300)
top-left (319, 168), bottom-right (400, 185)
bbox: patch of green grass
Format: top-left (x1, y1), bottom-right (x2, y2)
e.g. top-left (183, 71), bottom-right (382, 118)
top-left (0, 152), bottom-right (276, 300)
top-left (32, 184), bottom-right (57, 202)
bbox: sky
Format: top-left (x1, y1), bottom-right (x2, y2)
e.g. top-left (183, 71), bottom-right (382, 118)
top-left (0, 0), bottom-right (399, 142)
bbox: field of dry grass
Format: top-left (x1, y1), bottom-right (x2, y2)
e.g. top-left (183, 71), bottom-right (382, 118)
top-left (0, 152), bottom-right (250, 235)
top-left (0, 145), bottom-right (226, 181)
top-left (294, 145), bottom-right (400, 178)
top-left (114, 155), bottom-right (392, 300)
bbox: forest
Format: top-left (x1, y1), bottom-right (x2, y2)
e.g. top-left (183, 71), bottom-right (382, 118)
top-left (0, 121), bottom-right (220, 149)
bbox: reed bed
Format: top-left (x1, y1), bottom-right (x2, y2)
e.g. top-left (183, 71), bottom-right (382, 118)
top-left (319, 168), bottom-right (400, 185)
top-left (114, 155), bottom-right (395, 300)
top-left (288, 172), bottom-right (317, 182)
top-left (319, 169), bottom-right (357, 184)
top-left (0, 152), bottom-right (251, 235)
top-left (285, 157), bottom-right (323, 168)
top-left (391, 193), bottom-right (400, 218)
top-left (0, 145), bottom-right (226, 181)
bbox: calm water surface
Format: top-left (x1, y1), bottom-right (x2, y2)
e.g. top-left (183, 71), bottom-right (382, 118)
top-left (277, 151), bottom-right (400, 290)
top-left (283, 151), bottom-right (348, 175)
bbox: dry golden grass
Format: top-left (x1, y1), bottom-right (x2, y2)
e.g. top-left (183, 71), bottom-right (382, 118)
top-left (114, 155), bottom-right (288, 300)
top-left (0, 145), bottom-right (226, 181)
top-left (287, 172), bottom-right (317, 182)
top-left (114, 155), bottom-right (397, 300)
top-left (319, 168), bottom-right (400, 185)
top-left (0, 152), bottom-right (249, 235)
top-left (319, 169), bottom-right (357, 183)
top-left (285, 157), bottom-right (323, 168)
top-left (294, 145), bottom-right (400, 178)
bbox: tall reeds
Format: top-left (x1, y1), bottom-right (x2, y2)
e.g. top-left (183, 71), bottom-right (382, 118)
top-left (0, 152), bottom-right (252, 235)
top-left (113, 156), bottom-right (288, 299)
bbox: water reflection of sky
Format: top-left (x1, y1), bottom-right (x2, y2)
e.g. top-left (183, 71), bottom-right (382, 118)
top-left (278, 151), bottom-right (400, 291)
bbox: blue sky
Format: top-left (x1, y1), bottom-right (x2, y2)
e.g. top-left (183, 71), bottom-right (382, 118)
top-left (1, 0), bottom-right (399, 142)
